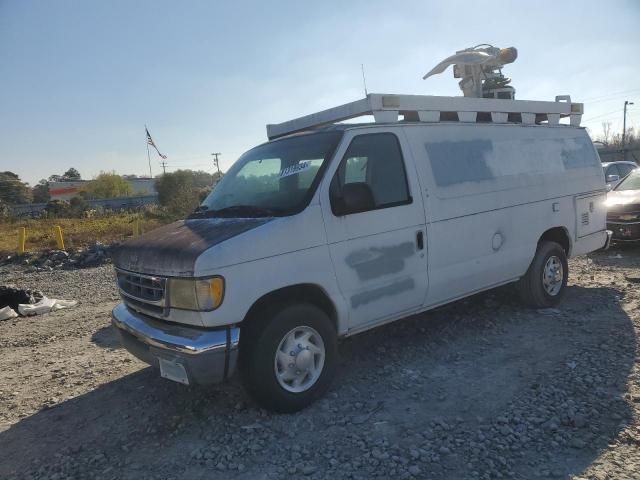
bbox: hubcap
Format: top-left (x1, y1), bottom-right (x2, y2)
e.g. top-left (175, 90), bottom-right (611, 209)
top-left (542, 255), bottom-right (564, 296)
top-left (274, 326), bottom-right (325, 393)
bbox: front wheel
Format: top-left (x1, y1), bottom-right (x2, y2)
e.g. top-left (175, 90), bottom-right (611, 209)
top-left (240, 303), bottom-right (338, 413)
top-left (516, 240), bottom-right (568, 308)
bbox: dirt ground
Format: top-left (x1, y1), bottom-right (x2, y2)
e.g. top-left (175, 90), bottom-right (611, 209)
top-left (1, 246), bottom-right (639, 480)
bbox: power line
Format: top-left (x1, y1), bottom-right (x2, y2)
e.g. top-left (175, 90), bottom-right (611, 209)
top-left (581, 88), bottom-right (640, 103)
top-left (582, 112), bottom-right (639, 125)
top-left (582, 107), bottom-right (627, 123)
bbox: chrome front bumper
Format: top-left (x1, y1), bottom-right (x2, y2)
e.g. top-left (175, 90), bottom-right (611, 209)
top-left (111, 303), bottom-right (240, 385)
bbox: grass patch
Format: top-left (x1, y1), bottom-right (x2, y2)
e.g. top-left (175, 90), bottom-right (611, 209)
top-left (0, 214), bottom-right (174, 255)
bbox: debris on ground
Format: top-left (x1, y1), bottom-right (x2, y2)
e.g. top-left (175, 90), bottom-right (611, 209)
top-left (0, 285), bottom-right (43, 310)
top-left (0, 306), bottom-right (18, 321)
top-left (0, 285), bottom-right (76, 319)
top-left (17, 297), bottom-right (78, 316)
top-left (1, 242), bottom-right (115, 272)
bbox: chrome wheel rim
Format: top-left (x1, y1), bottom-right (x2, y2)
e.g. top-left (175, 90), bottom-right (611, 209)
top-left (274, 326), bottom-right (325, 393)
top-left (542, 255), bottom-right (563, 296)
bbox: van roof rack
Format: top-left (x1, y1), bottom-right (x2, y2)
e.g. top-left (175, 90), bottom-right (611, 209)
top-left (266, 93), bottom-right (584, 140)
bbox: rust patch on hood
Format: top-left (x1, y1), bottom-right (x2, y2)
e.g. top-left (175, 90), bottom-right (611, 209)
top-left (112, 217), bottom-right (272, 276)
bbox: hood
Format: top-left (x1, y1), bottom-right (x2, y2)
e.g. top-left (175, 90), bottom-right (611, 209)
top-left (112, 217), bottom-right (273, 276)
top-left (606, 189), bottom-right (640, 212)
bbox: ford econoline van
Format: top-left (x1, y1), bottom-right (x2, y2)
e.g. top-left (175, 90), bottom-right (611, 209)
top-left (112, 94), bottom-right (611, 412)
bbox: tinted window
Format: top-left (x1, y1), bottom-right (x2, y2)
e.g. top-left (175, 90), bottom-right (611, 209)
top-left (606, 165), bottom-right (621, 177)
top-left (330, 133), bottom-right (411, 214)
top-left (618, 163), bottom-right (635, 178)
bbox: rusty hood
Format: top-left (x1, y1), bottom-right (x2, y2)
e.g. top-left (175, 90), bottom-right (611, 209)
top-left (112, 217), bottom-right (273, 276)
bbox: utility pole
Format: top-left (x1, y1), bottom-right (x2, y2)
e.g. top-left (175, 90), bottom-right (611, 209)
top-left (211, 152), bottom-right (221, 176)
top-left (160, 160), bottom-right (167, 175)
top-left (622, 100), bottom-right (634, 161)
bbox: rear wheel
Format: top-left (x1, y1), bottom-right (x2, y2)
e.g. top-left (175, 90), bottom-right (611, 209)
top-left (240, 303), bottom-right (338, 413)
top-left (516, 240), bottom-right (568, 308)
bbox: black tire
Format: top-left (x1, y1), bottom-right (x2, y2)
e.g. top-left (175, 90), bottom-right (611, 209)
top-left (239, 303), bottom-right (338, 413)
top-left (516, 240), bottom-right (568, 308)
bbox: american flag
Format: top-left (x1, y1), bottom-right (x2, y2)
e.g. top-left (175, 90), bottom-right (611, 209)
top-left (146, 127), bottom-right (167, 159)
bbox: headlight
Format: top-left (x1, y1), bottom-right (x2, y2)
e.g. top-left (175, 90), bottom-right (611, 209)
top-left (168, 277), bottom-right (224, 311)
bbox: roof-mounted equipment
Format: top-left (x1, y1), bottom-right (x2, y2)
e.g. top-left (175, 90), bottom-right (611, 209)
top-left (423, 44), bottom-right (518, 99)
top-left (266, 44), bottom-right (583, 140)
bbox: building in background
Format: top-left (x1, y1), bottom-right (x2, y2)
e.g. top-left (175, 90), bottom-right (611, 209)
top-left (49, 177), bottom-right (156, 201)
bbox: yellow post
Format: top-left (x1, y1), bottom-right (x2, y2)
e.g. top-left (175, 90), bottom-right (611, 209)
top-left (132, 220), bottom-right (140, 237)
top-left (54, 225), bottom-right (65, 250)
top-left (17, 227), bottom-right (26, 254)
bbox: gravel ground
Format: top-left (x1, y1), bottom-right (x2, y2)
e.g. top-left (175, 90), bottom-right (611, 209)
top-left (0, 246), bottom-right (639, 480)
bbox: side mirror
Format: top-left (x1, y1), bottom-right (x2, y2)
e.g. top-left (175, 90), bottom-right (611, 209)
top-left (332, 182), bottom-right (375, 216)
top-left (606, 174), bottom-right (620, 183)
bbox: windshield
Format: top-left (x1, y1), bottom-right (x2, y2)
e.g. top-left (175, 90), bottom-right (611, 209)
top-left (615, 168), bottom-right (640, 191)
top-left (193, 131), bottom-right (342, 218)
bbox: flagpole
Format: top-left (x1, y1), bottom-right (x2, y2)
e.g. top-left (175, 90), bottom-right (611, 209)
top-left (145, 125), bottom-right (153, 178)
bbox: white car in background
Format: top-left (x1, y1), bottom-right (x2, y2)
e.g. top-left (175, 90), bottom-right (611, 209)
top-left (602, 161), bottom-right (638, 190)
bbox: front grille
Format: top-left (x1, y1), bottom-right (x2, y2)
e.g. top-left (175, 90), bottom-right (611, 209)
top-left (116, 269), bottom-right (166, 308)
top-left (123, 296), bottom-right (165, 316)
top-left (608, 203), bottom-right (640, 214)
top-left (608, 216), bottom-right (640, 223)
top-left (607, 210), bottom-right (640, 223)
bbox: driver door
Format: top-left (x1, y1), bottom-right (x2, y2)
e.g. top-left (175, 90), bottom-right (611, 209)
top-left (320, 129), bottom-right (428, 331)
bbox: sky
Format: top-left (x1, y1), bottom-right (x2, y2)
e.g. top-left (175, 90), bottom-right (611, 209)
top-left (1, 0), bottom-right (639, 186)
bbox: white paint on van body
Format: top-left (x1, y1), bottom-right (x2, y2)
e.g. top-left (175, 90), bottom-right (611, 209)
top-left (189, 123), bottom-right (607, 335)
top-left (318, 127), bottom-right (429, 331)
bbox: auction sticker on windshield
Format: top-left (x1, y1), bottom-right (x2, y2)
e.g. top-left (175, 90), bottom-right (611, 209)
top-left (279, 161), bottom-right (311, 178)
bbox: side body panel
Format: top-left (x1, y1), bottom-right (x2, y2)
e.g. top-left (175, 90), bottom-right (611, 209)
top-left (403, 123), bottom-right (605, 307)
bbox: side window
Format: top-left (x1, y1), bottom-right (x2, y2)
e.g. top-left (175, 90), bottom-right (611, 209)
top-left (618, 164), bottom-right (634, 178)
top-left (330, 133), bottom-right (411, 215)
top-left (606, 165), bottom-right (621, 178)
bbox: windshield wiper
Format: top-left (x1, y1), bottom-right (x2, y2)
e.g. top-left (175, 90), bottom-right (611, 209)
top-left (188, 205), bottom-right (210, 218)
top-left (202, 205), bottom-right (285, 218)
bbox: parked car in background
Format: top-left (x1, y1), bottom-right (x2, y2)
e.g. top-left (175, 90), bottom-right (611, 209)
top-left (606, 168), bottom-right (640, 242)
top-left (602, 161), bottom-right (638, 190)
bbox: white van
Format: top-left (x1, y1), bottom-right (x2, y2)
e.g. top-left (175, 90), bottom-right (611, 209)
top-left (112, 93), bottom-right (611, 412)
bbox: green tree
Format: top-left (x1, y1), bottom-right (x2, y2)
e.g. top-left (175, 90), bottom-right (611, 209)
top-left (32, 179), bottom-right (50, 203)
top-left (155, 170), bottom-right (213, 216)
top-left (84, 172), bottom-right (133, 199)
top-left (62, 167), bottom-right (81, 181)
top-left (0, 171), bottom-right (32, 204)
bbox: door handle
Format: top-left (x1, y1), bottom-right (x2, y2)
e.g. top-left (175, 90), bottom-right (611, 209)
top-left (416, 230), bottom-right (424, 250)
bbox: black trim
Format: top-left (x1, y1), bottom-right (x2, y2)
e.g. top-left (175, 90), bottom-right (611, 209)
top-left (223, 327), bottom-right (231, 381)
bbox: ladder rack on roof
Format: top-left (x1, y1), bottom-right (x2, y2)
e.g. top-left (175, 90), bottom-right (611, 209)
top-left (266, 93), bottom-right (584, 140)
